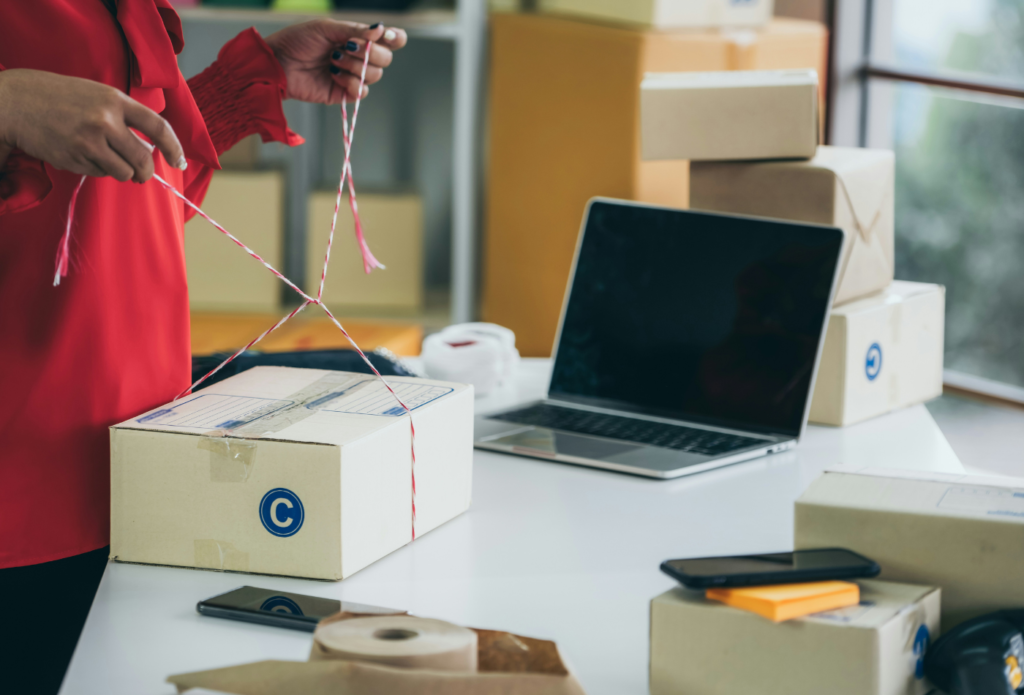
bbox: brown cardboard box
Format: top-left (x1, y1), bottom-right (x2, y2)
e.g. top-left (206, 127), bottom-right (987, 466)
top-left (796, 470), bottom-right (1024, 632)
top-left (691, 146), bottom-right (895, 305)
top-left (185, 171), bottom-right (284, 313)
top-left (306, 191), bottom-right (424, 311)
top-left (650, 579), bottom-right (940, 695)
top-left (110, 366), bottom-right (472, 580)
top-left (537, 0), bottom-right (774, 29)
top-left (483, 14), bottom-right (828, 356)
top-left (641, 69), bottom-right (818, 161)
top-left (809, 282), bottom-right (944, 426)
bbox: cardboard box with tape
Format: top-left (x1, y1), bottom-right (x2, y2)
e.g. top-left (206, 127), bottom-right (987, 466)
top-left (796, 470), bottom-right (1024, 632)
top-left (641, 69), bottom-right (819, 162)
top-left (691, 146), bottom-right (895, 305)
top-left (650, 580), bottom-right (940, 695)
top-left (537, 0), bottom-right (774, 30)
top-left (808, 281), bottom-right (944, 427)
top-left (484, 14), bottom-right (828, 356)
top-left (185, 170), bottom-right (284, 313)
top-left (110, 366), bottom-right (472, 581)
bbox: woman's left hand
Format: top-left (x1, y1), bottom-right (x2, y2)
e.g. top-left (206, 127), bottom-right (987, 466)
top-left (264, 20), bottom-right (407, 103)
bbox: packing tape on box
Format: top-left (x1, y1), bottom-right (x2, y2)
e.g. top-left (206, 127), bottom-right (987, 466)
top-left (310, 616), bottom-right (478, 672)
top-left (197, 372), bottom-right (377, 482)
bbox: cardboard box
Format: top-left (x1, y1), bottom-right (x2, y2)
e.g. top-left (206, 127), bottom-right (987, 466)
top-left (307, 191), bottom-right (424, 311)
top-left (110, 366), bottom-right (473, 581)
top-left (691, 146), bottom-right (894, 305)
top-left (483, 14), bottom-right (828, 356)
top-left (641, 69), bottom-right (818, 161)
top-left (808, 281), bottom-right (944, 427)
top-left (537, 0), bottom-right (774, 29)
top-left (796, 470), bottom-right (1024, 632)
top-left (185, 171), bottom-right (284, 313)
top-left (650, 579), bottom-right (940, 695)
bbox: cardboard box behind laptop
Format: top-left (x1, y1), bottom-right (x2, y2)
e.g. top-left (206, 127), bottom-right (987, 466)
top-left (110, 367), bottom-right (473, 581)
top-left (484, 14), bottom-right (828, 356)
top-left (796, 470), bottom-right (1024, 632)
top-left (650, 579), bottom-right (940, 695)
top-left (691, 146), bottom-right (894, 305)
top-left (641, 69), bottom-right (818, 161)
top-left (538, 0), bottom-right (774, 29)
top-left (186, 171), bottom-right (283, 313)
top-left (808, 281), bottom-right (944, 427)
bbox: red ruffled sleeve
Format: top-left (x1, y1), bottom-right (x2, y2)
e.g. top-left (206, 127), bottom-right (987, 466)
top-left (187, 27), bottom-right (305, 157)
top-left (0, 64), bottom-right (52, 215)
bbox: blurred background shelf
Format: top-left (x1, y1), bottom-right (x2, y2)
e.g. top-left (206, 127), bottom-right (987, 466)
top-left (177, 0), bottom-right (485, 337)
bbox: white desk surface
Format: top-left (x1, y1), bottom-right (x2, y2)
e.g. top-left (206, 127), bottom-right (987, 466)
top-left (62, 359), bottom-right (964, 695)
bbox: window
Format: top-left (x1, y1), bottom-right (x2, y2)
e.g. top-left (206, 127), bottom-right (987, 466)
top-left (829, 0), bottom-right (1024, 398)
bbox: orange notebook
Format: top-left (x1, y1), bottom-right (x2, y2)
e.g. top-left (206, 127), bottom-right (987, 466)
top-left (706, 581), bottom-right (860, 622)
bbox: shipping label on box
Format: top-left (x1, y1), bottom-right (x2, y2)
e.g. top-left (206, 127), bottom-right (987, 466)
top-left (641, 69), bottom-right (818, 162)
top-left (797, 470), bottom-right (1024, 632)
top-left (538, 0), bottom-right (774, 29)
top-left (651, 579), bottom-right (940, 695)
top-left (692, 146), bottom-right (895, 305)
top-left (110, 367), bottom-right (473, 581)
top-left (809, 281), bottom-right (944, 426)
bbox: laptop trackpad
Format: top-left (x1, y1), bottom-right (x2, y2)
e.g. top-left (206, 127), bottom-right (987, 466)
top-left (489, 428), bottom-right (642, 460)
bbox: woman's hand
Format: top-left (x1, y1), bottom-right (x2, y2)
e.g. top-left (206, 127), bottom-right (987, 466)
top-left (264, 20), bottom-right (408, 103)
top-left (0, 69), bottom-right (185, 182)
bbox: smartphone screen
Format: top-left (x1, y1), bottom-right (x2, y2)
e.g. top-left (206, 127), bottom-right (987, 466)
top-left (662, 548), bottom-right (879, 588)
top-left (197, 586), bottom-right (399, 631)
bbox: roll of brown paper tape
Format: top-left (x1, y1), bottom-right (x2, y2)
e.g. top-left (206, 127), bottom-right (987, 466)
top-left (310, 616), bottom-right (478, 672)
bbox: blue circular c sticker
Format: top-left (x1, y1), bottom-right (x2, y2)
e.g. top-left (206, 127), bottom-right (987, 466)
top-left (259, 488), bottom-right (304, 537)
top-left (260, 595), bottom-right (304, 616)
top-left (865, 343), bottom-right (883, 381)
top-left (913, 624), bottom-right (930, 679)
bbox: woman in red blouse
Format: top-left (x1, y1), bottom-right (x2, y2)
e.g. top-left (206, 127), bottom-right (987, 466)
top-left (0, 2), bottom-right (405, 690)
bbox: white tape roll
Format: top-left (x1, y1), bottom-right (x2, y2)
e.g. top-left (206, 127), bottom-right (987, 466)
top-left (421, 323), bottom-right (520, 397)
top-left (310, 616), bottom-right (478, 672)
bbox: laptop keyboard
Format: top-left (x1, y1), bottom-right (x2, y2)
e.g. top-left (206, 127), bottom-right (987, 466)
top-left (492, 403), bottom-right (765, 456)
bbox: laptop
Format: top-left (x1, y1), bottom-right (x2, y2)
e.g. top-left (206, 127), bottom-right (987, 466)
top-left (474, 198), bottom-right (846, 479)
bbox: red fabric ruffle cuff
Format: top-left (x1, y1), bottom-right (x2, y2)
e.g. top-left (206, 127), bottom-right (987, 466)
top-left (187, 27), bottom-right (305, 157)
top-left (0, 150), bottom-right (53, 216)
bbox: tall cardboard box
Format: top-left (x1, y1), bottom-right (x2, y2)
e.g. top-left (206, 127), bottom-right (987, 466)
top-left (186, 171), bottom-right (284, 313)
top-left (796, 470), bottom-right (1024, 632)
top-left (538, 0), bottom-right (774, 29)
top-left (650, 580), bottom-right (940, 695)
top-left (691, 146), bottom-right (895, 305)
top-left (110, 366), bottom-right (473, 580)
top-left (483, 14), bottom-right (828, 356)
top-left (306, 191), bottom-right (424, 311)
top-left (809, 281), bottom-right (944, 426)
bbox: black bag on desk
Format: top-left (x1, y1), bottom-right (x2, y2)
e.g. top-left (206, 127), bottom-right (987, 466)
top-left (191, 349), bottom-right (415, 389)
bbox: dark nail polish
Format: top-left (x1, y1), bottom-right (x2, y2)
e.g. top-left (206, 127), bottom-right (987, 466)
top-left (329, 65), bottom-right (341, 75)
top-left (332, 50), bottom-right (341, 60)
top-left (345, 41), bottom-right (358, 51)
top-left (370, 22), bottom-right (382, 29)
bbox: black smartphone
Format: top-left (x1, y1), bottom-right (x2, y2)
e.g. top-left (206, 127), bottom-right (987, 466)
top-left (196, 586), bottom-right (398, 632)
top-left (660, 548), bottom-right (880, 589)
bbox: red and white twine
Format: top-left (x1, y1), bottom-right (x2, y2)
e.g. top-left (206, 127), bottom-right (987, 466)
top-left (53, 42), bottom-right (419, 540)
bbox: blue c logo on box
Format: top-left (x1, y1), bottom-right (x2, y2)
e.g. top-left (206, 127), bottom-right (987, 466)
top-left (913, 624), bottom-right (930, 678)
top-left (259, 488), bottom-right (304, 537)
top-left (260, 595), bottom-right (304, 616)
top-left (865, 343), bottom-right (883, 381)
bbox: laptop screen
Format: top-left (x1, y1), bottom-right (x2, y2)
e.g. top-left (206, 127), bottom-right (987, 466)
top-left (548, 200), bottom-right (844, 438)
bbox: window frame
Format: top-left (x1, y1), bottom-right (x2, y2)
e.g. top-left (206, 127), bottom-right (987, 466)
top-left (827, 0), bottom-right (1024, 406)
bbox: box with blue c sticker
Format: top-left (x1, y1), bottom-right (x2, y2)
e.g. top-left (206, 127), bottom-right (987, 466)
top-left (109, 366), bottom-right (473, 581)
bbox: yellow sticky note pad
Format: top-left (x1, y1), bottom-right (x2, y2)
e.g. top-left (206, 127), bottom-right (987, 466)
top-left (706, 581), bottom-right (860, 622)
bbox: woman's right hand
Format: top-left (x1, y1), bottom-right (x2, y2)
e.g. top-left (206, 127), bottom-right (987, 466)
top-left (0, 69), bottom-right (186, 183)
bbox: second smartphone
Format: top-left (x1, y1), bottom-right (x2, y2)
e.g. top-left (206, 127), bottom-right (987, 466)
top-left (661, 548), bottom-right (880, 589)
